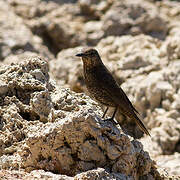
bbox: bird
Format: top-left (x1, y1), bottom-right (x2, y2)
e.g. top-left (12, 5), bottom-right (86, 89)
top-left (76, 48), bottom-right (150, 136)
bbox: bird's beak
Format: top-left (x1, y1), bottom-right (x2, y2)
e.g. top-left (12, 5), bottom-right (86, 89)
top-left (76, 53), bottom-right (84, 57)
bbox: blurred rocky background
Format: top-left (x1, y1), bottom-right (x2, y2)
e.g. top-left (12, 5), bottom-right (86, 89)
top-left (0, 0), bottom-right (180, 179)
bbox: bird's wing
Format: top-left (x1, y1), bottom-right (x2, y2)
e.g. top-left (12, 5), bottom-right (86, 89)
top-left (96, 65), bottom-right (139, 114)
top-left (95, 65), bottom-right (150, 136)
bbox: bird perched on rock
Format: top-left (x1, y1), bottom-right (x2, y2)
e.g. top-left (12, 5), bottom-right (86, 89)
top-left (76, 48), bottom-right (150, 136)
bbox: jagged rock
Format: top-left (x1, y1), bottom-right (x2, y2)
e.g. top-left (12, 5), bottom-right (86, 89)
top-left (0, 169), bottom-right (73, 180)
top-left (8, 0), bottom-right (168, 53)
top-left (1, 52), bottom-right (39, 65)
top-left (0, 57), bottom-right (160, 179)
top-left (0, 167), bottom-right (175, 180)
top-left (0, 0), bottom-right (53, 61)
top-left (49, 47), bottom-right (85, 92)
top-left (0, 57), bottom-right (53, 157)
top-left (1, 0), bottom-right (180, 177)
top-left (97, 35), bottom-right (163, 83)
top-left (155, 153), bottom-right (180, 176)
top-left (101, 0), bottom-right (168, 39)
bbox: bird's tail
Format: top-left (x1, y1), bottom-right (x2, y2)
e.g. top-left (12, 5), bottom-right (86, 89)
top-left (133, 113), bottom-right (151, 137)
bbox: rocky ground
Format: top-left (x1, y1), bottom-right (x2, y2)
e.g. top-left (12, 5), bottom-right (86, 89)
top-left (0, 0), bottom-right (180, 179)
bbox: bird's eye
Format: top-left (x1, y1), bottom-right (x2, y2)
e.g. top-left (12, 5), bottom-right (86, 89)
top-left (90, 51), bottom-right (95, 56)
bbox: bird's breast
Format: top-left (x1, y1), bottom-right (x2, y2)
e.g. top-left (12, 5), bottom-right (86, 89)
top-left (83, 67), bottom-right (116, 107)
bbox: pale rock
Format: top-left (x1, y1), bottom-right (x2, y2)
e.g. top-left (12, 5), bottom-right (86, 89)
top-left (0, 57), bottom-right (156, 179)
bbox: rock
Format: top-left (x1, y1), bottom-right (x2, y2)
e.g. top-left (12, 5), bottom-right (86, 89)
top-left (0, 56), bottom-right (159, 179)
top-left (155, 153), bottom-right (180, 176)
top-left (141, 110), bottom-right (180, 159)
top-left (101, 0), bottom-right (168, 39)
top-left (162, 61), bottom-right (180, 91)
top-left (78, 0), bottom-right (101, 20)
top-left (8, 0), bottom-right (169, 54)
top-left (161, 36), bottom-right (180, 61)
top-left (172, 94), bottom-right (180, 110)
top-left (0, 1), bottom-right (53, 61)
top-left (1, 52), bottom-right (40, 65)
top-left (84, 21), bottom-right (104, 45)
top-left (0, 57), bottom-right (53, 157)
top-left (1, 0), bottom-right (180, 177)
top-left (30, 90), bottom-right (53, 122)
top-left (0, 167), bottom-right (175, 180)
top-left (49, 47), bottom-right (85, 92)
top-left (20, 98), bottom-right (152, 177)
top-left (8, 0), bottom-right (102, 51)
top-left (97, 35), bottom-right (163, 84)
top-left (0, 80), bottom-right (8, 96)
top-left (0, 169), bottom-right (73, 179)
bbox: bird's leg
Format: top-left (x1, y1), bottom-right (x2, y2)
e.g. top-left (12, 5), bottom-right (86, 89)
top-left (104, 107), bottom-right (118, 125)
top-left (102, 107), bottom-right (109, 118)
top-left (111, 107), bottom-right (118, 120)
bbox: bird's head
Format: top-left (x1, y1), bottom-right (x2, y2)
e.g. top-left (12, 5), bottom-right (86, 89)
top-left (76, 48), bottom-right (102, 66)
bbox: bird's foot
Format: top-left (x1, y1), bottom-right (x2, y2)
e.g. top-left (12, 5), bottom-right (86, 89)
top-left (104, 118), bottom-right (118, 125)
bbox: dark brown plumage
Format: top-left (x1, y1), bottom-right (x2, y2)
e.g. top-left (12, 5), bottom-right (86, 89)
top-left (76, 48), bottom-right (150, 136)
